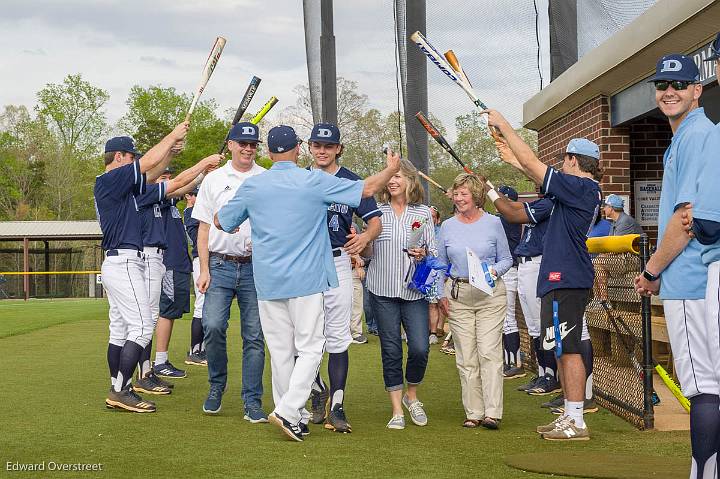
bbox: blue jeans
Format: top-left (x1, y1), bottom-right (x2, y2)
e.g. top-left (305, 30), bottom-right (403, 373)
top-left (369, 292), bottom-right (429, 391)
top-left (203, 257), bottom-right (264, 409)
top-left (362, 276), bottom-right (377, 332)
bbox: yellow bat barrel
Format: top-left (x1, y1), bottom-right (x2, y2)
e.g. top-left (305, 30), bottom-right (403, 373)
top-left (586, 234), bottom-right (641, 255)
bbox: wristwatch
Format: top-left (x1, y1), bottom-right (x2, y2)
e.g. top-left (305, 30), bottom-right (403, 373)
top-left (642, 269), bottom-right (659, 282)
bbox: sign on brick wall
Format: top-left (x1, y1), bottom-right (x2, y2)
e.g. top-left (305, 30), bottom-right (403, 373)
top-left (634, 180), bottom-right (662, 226)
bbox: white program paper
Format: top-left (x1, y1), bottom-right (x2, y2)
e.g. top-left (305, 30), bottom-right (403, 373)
top-left (466, 247), bottom-right (494, 296)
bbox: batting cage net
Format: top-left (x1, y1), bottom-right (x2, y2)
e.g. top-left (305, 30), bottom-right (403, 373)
top-left (0, 241), bottom-right (103, 299)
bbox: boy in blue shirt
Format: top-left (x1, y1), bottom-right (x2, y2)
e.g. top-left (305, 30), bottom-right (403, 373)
top-left (485, 111), bottom-right (601, 441)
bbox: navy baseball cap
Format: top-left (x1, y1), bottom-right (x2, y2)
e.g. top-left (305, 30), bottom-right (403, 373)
top-left (566, 138), bottom-right (600, 160)
top-left (705, 33), bottom-right (720, 62)
top-left (647, 54), bottom-right (700, 82)
top-left (267, 125), bottom-right (299, 153)
top-left (188, 187), bottom-right (199, 196)
top-left (105, 136), bottom-right (141, 156)
top-left (309, 122), bottom-right (341, 144)
top-left (161, 166), bottom-right (174, 176)
top-left (498, 185), bottom-right (518, 201)
top-left (604, 194), bottom-right (624, 210)
top-left (228, 122), bottom-right (261, 143)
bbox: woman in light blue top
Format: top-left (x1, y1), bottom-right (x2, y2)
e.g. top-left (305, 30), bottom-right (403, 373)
top-left (437, 173), bottom-right (512, 429)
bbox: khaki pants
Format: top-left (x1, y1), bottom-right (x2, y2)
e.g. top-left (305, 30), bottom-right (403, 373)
top-left (350, 275), bottom-right (364, 337)
top-left (447, 279), bottom-right (507, 420)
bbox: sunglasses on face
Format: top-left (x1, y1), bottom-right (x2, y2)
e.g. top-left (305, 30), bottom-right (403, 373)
top-left (237, 141), bottom-right (258, 149)
top-left (654, 80), bottom-right (695, 91)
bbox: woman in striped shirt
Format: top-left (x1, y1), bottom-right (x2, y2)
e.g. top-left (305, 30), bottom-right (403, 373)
top-left (367, 159), bottom-right (436, 430)
top-left (437, 173), bottom-right (512, 430)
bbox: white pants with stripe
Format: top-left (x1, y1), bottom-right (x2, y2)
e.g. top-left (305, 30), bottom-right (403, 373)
top-left (705, 261), bottom-right (720, 393)
top-left (517, 256), bottom-right (542, 338)
top-left (502, 266), bottom-right (519, 334)
top-left (259, 293), bottom-right (326, 425)
top-left (664, 297), bottom-right (719, 398)
top-left (192, 256), bottom-right (205, 318)
top-left (350, 273), bottom-right (364, 338)
top-left (144, 248), bottom-right (165, 327)
top-left (322, 252), bottom-right (353, 353)
top-left (103, 251), bottom-right (153, 348)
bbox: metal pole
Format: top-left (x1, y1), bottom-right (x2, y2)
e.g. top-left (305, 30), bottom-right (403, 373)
top-left (320, 0), bottom-right (337, 124)
top-left (639, 234), bottom-right (654, 429)
top-left (44, 240), bottom-right (50, 296)
top-left (23, 238), bottom-right (29, 301)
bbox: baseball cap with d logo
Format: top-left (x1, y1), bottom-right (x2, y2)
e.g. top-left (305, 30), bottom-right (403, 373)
top-left (309, 123), bottom-right (340, 144)
top-left (228, 122), bottom-right (261, 143)
top-left (648, 54), bottom-right (700, 82)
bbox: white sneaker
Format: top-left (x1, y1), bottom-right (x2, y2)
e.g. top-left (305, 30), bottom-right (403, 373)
top-left (386, 414), bottom-right (405, 429)
top-left (429, 334), bottom-right (438, 345)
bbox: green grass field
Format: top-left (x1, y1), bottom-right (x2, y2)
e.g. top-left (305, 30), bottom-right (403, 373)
top-left (0, 298), bottom-right (691, 478)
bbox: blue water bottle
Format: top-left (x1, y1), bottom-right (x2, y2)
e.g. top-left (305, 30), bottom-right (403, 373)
top-left (553, 300), bottom-right (562, 358)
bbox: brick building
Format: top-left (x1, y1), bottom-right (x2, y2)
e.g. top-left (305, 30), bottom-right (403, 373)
top-left (524, 0), bottom-right (720, 244)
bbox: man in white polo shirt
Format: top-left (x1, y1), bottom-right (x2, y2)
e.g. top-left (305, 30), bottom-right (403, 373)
top-left (192, 122), bottom-right (267, 420)
top-left (216, 125), bottom-right (400, 442)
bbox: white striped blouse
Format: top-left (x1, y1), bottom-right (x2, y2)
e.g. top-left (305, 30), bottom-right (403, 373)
top-left (367, 203), bottom-right (437, 300)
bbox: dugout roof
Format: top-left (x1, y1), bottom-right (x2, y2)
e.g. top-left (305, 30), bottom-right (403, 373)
top-left (0, 221), bottom-right (102, 241)
top-left (524, 0), bottom-right (720, 130)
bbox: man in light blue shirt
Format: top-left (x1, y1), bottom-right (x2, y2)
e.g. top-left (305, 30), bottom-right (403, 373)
top-left (215, 125), bottom-right (400, 442)
top-left (633, 52), bottom-right (718, 477)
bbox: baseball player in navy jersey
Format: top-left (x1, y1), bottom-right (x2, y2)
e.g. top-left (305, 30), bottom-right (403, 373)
top-left (95, 122), bottom-right (188, 413)
top-left (130, 155), bottom-right (220, 396)
top-left (486, 110), bottom-right (602, 441)
top-left (305, 122), bottom-right (383, 433)
top-left (183, 188), bottom-right (207, 366)
top-left (635, 52), bottom-right (718, 479)
top-left (216, 125), bottom-right (399, 442)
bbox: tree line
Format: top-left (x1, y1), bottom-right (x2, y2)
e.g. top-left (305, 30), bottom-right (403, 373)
top-left (0, 74), bottom-right (537, 222)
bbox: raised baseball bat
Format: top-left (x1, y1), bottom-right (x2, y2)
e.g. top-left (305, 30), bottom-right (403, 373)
top-left (410, 31), bottom-right (488, 110)
top-left (417, 170), bottom-right (447, 193)
top-left (250, 96), bottom-right (278, 125)
top-left (415, 111), bottom-right (473, 175)
top-left (219, 76), bottom-right (262, 154)
top-left (185, 36), bottom-right (226, 122)
top-left (444, 50), bottom-right (472, 87)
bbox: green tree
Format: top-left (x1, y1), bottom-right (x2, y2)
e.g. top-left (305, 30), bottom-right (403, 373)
top-left (119, 85), bottom-right (227, 173)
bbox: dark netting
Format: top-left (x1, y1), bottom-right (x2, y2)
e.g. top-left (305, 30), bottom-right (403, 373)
top-left (0, 241), bottom-right (103, 299)
top-left (518, 247), bottom-right (658, 429)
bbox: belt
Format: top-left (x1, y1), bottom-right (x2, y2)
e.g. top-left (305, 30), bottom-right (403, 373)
top-left (519, 255), bottom-right (541, 264)
top-left (210, 251), bottom-right (252, 264)
top-left (333, 249), bottom-right (343, 258)
top-left (450, 276), bottom-right (469, 283)
top-left (106, 249), bottom-right (144, 258)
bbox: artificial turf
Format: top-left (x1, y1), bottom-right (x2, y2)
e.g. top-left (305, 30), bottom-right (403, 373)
top-left (0, 298), bottom-right (691, 478)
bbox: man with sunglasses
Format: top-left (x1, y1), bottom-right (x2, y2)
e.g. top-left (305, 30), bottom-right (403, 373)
top-left (305, 122), bottom-right (383, 433)
top-left (634, 53), bottom-right (717, 478)
top-left (192, 122), bottom-right (268, 419)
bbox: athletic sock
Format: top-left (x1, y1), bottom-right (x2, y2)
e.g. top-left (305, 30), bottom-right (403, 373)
top-left (154, 351), bottom-right (168, 366)
top-left (328, 350), bottom-right (349, 409)
top-left (689, 394), bottom-right (720, 479)
top-left (137, 340), bottom-right (152, 379)
top-left (107, 343), bottom-right (123, 389)
top-left (566, 401), bottom-right (585, 428)
top-left (505, 331), bottom-right (521, 367)
top-left (312, 373), bottom-right (327, 393)
top-left (190, 317), bottom-right (203, 354)
top-left (533, 337), bottom-right (545, 377)
top-left (116, 341), bottom-right (144, 392)
top-left (580, 339), bottom-right (594, 401)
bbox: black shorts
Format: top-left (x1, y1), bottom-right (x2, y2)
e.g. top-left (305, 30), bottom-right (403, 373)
top-left (540, 288), bottom-right (589, 354)
top-left (159, 270), bottom-right (191, 319)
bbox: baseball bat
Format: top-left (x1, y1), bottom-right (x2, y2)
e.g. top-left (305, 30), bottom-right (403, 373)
top-left (410, 31), bottom-right (488, 110)
top-left (444, 50), bottom-right (472, 87)
top-left (219, 76), bottom-right (262, 154)
top-left (250, 96), bottom-right (278, 125)
top-left (185, 36), bottom-right (226, 122)
top-left (602, 303), bottom-right (690, 412)
top-left (417, 170), bottom-right (447, 193)
top-left (415, 112), bottom-right (473, 175)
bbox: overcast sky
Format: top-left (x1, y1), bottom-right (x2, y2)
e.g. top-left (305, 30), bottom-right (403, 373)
top-left (0, 0), bottom-right (550, 140)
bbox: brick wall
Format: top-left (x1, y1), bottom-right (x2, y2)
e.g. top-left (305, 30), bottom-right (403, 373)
top-left (537, 96), bottom-right (670, 244)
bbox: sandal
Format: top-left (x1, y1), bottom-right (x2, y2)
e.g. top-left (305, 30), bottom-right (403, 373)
top-left (462, 418), bottom-right (480, 428)
top-left (481, 417), bottom-right (501, 430)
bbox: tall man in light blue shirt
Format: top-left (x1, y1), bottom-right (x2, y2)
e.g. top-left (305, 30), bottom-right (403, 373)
top-left (216, 125), bottom-right (400, 442)
top-left (633, 53), bottom-right (717, 478)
